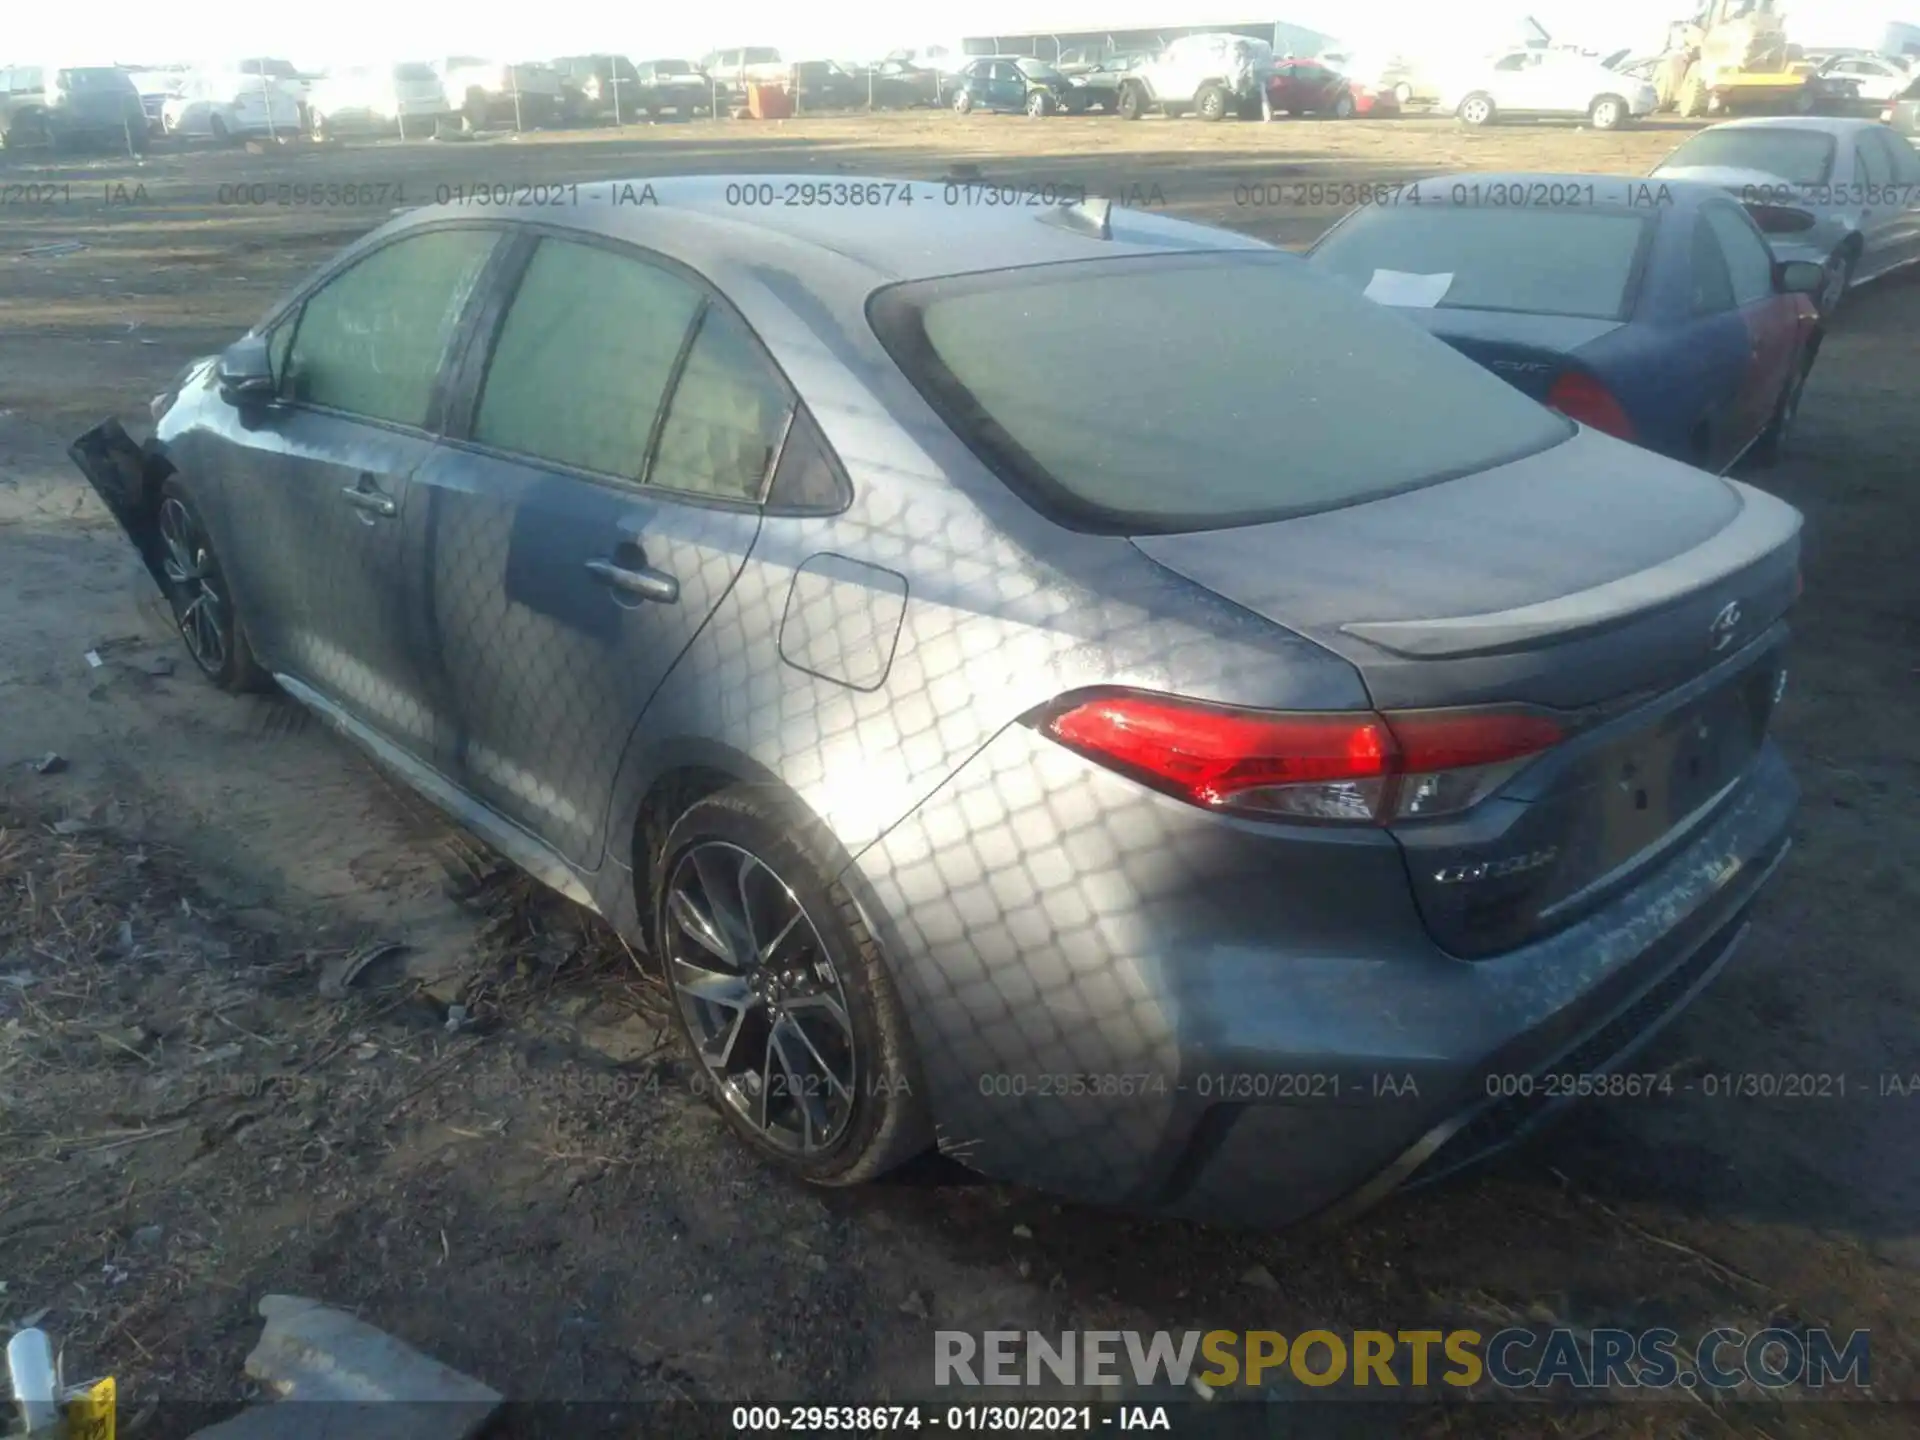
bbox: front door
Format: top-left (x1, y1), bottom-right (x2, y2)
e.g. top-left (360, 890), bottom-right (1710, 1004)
top-left (1703, 202), bottom-right (1802, 453)
top-left (412, 233), bottom-right (790, 869)
top-left (228, 225), bottom-right (503, 755)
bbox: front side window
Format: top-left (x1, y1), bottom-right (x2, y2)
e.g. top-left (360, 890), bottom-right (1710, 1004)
top-left (281, 227), bottom-right (498, 426)
top-left (1855, 137), bottom-right (1892, 187)
top-left (648, 305), bottom-right (792, 501)
top-left (473, 237), bottom-right (703, 479)
top-left (1704, 205), bottom-right (1777, 305)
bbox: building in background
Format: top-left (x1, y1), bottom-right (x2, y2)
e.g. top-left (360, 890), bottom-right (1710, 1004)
top-left (953, 16), bottom-right (1339, 63)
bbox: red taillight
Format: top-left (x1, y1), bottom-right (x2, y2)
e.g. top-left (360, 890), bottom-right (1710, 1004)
top-left (1546, 370), bottom-right (1636, 442)
top-left (1037, 691), bottom-right (1563, 824)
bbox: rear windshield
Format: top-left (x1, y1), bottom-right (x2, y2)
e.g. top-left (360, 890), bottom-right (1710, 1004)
top-left (1308, 206), bottom-right (1651, 320)
top-left (744, 48), bottom-right (781, 64)
top-left (871, 254), bottom-right (1572, 534)
top-left (1658, 127), bottom-right (1837, 186)
top-left (393, 63), bottom-right (436, 81)
top-left (654, 60), bottom-right (694, 73)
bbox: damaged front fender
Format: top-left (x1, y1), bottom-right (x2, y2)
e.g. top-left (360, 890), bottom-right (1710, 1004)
top-left (68, 417), bottom-right (174, 596)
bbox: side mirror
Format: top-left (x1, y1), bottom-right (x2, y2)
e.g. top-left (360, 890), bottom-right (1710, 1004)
top-left (1778, 260), bottom-right (1826, 296)
top-left (216, 335), bottom-right (276, 404)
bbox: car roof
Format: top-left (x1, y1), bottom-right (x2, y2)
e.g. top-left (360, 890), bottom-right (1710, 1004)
top-left (394, 173), bottom-right (1271, 289)
top-left (1690, 115), bottom-right (1883, 135)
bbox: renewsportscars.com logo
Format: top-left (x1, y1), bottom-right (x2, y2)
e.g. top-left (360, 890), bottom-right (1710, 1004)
top-left (935, 1328), bottom-right (1872, 1395)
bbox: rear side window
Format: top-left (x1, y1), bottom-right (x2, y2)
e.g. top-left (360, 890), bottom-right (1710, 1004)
top-left (1704, 205), bottom-right (1776, 305)
top-left (648, 306), bottom-right (792, 501)
top-left (473, 238), bottom-right (703, 479)
top-left (1690, 217), bottom-right (1737, 313)
top-left (873, 255), bottom-right (1572, 534)
top-left (281, 228), bottom-right (498, 426)
top-left (1309, 206), bottom-right (1650, 321)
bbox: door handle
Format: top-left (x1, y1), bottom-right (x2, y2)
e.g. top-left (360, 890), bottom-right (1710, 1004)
top-left (340, 478), bottom-right (397, 518)
top-left (585, 557), bottom-right (679, 604)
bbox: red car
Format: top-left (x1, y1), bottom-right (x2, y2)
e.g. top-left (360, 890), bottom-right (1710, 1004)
top-left (1265, 59), bottom-right (1398, 117)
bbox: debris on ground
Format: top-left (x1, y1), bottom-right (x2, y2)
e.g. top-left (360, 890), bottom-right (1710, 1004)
top-left (185, 1295), bottom-right (501, 1440)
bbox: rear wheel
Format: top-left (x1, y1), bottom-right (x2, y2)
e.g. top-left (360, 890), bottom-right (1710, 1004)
top-left (1589, 94), bottom-right (1628, 130)
top-left (1457, 93), bottom-right (1496, 126)
top-left (653, 788), bottom-right (931, 1185)
top-left (1393, 81), bottom-right (1413, 105)
top-left (1116, 82), bottom-right (1146, 120)
top-left (1332, 90), bottom-right (1357, 119)
top-left (1194, 82), bottom-right (1229, 121)
top-left (156, 477), bottom-right (269, 693)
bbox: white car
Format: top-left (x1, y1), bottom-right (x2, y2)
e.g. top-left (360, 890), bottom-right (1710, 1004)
top-left (1815, 53), bottom-right (1915, 104)
top-left (308, 63), bottom-right (450, 138)
top-left (1438, 47), bottom-right (1659, 130)
top-left (161, 70), bottom-right (303, 141)
top-left (1116, 32), bottom-right (1274, 121)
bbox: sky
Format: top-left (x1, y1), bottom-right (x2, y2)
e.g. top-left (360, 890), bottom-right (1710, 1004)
top-left (10, 0), bottom-right (1910, 71)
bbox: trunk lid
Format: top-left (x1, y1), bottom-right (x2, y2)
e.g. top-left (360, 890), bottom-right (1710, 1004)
top-left (1392, 310), bottom-right (1624, 403)
top-left (1132, 427), bottom-right (1800, 956)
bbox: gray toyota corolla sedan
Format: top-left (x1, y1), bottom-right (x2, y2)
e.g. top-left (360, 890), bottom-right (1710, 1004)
top-left (72, 176), bottom-right (1801, 1226)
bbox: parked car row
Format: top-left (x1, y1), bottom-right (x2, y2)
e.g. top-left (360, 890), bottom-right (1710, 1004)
top-left (947, 35), bottom-right (1406, 121)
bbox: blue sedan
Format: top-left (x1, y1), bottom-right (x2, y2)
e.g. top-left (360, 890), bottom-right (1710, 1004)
top-left (1306, 173), bottom-right (1828, 471)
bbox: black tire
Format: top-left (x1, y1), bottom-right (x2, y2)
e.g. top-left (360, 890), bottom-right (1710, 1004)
top-left (1195, 82), bottom-right (1229, 121)
top-left (1025, 88), bottom-right (1053, 117)
top-left (1588, 93), bottom-right (1629, 130)
top-left (1748, 341), bottom-right (1819, 469)
top-left (156, 476), bottom-right (270, 693)
top-left (1457, 92), bottom-right (1497, 127)
top-left (652, 787), bottom-right (932, 1185)
top-left (953, 89), bottom-right (974, 114)
top-left (1116, 82), bottom-right (1146, 120)
top-left (1332, 90), bottom-right (1356, 119)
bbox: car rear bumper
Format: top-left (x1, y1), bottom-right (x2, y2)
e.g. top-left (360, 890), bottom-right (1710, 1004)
top-left (849, 724), bottom-right (1797, 1226)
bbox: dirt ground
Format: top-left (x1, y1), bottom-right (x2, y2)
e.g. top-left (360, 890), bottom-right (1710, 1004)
top-left (2, 112), bottom-right (1916, 1437)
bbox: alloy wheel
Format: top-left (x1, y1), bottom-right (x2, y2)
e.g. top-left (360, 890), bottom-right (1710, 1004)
top-left (664, 841), bottom-right (858, 1155)
top-left (157, 496), bottom-right (228, 675)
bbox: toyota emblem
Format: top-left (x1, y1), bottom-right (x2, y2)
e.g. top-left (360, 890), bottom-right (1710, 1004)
top-left (1708, 601), bottom-right (1743, 652)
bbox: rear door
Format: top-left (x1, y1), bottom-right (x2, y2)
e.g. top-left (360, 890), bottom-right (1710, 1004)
top-left (1682, 211), bottom-right (1760, 470)
top-left (1702, 200), bottom-right (1802, 453)
top-left (409, 233), bottom-right (785, 868)
top-left (1862, 126), bottom-right (1920, 272)
top-left (235, 225), bottom-right (504, 756)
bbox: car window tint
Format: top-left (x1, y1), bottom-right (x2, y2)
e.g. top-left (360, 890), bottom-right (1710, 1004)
top-left (1856, 138), bottom-right (1892, 187)
top-left (474, 238), bottom-right (703, 479)
top-left (282, 228), bottom-right (497, 425)
top-left (878, 255), bottom-right (1572, 531)
top-left (1704, 206), bottom-right (1776, 305)
top-left (1690, 216), bottom-right (1736, 312)
top-left (1308, 206), bottom-right (1648, 320)
top-left (648, 305), bottom-right (791, 501)
top-left (1876, 128), bottom-right (1920, 182)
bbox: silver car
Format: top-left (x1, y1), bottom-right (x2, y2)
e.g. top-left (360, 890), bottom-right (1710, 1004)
top-left (1653, 116), bottom-right (1920, 313)
top-left (73, 179), bottom-right (1800, 1225)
